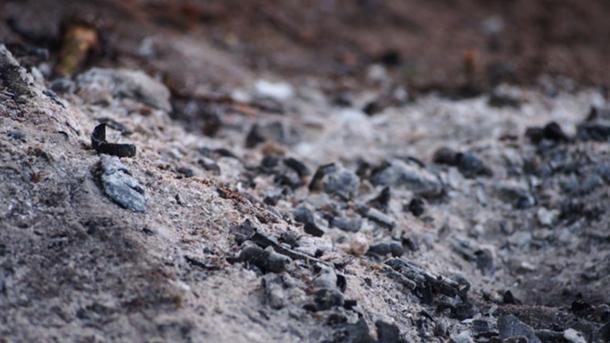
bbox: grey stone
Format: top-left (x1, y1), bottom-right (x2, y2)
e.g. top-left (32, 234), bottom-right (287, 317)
top-left (497, 314), bottom-right (541, 343)
top-left (371, 160), bottom-right (442, 197)
top-left (331, 216), bottom-right (362, 232)
top-left (323, 167), bottom-right (360, 200)
top-left (99, 155), bottom-right (146, 212)
top-left (77, 68), bottom-right (171, 111)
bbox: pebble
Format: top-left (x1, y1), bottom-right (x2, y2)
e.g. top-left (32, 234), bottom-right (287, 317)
top-left (407, 197), bottom-right (425, 217)
top-left (367, 241), bottom-right (403, 257)
top-left (495, 182), bottom-right (535, 209)
top-left (99, 155), bottom-right (146, 212)
top-left (563, 328), bottom-right (586, 343)
top-left (536, 207), bottom-right (558, 226)
top-left (262, 275), bottom-right (286, 309)
top-left (323, 167), bottom-right (360, 200)
top-left (312, 288), bottom-right (344, 311)
top-left (245, 121), bottom-right (298, 147)
top-left (331, 216), bottom-right (362, 232)
top-left (450, 330), bottom-right (474, 343)
top-left (360, 207), bottom-right (395, 229)
top-left (371, 160), bottom-right (443, 198)
top-left (238, 244), bottom-right (291, 273)
top-left (349, 233), bottom-right (369, 257)
top-left (497, 314), bottom-right (541, 343)
top-left (433, 147), bottom-right (492, 178)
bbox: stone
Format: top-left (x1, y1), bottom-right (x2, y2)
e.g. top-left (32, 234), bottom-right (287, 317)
top-left (563, 328), bottom-right (586, 343)
top-left (367, 242), bottom-right (403, 257)
top-left (371, 160), bottom-right (442, 198)
top-left (450, 330), bottom-right (474, 343)
top-left (323, 167), bottom-right (360, 200)
top-left (239, 244), bottom-right (291, 273)
top-left (331, 216), bottom-right (362, 232)
top-left (536, 207), bottom-right (558, 226)
top-left (349, 233), bottom-right (369, 257)
top-left (77, 67), bottom-right (171, 111)
top-left (99, 155), bottom-right (146, 212)
top-left (497, 314), bottom-right (541, 343)
top-left (407, 197), bottom-right (425, 217)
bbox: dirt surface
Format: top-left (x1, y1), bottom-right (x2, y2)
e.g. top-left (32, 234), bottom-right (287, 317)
top-left (1, 1), bottom-right (610, 343)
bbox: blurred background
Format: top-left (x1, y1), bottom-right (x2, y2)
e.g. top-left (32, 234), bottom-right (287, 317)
top-left (1, 0), bottom-right (609, 96)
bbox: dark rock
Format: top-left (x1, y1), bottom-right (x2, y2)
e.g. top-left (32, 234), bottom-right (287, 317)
top-left (304, 222), bottom-right (325, 237)
top-left (99, 155), bottom-right (146, 212)
top-left (331, 216), bottom-right (362, 232)
top-left (323, 167), bottom-right (360, 200)
top-left (309, 163), bottom-right (337, 191)
top-left (363, 100), bottom-right (384, 116)
top-left (261, 155), bottom-right (280, 170)
top-left (433, 148), bottom-right (492, 178)
top-left (577, 107), bottom-right (610, 141)
top-left (495, 183), bottom-right (535, 209)
top-left (7, 130), bottom-right (26, 142)
top-left (313, 288), bottom-right (344, 311)
top-left (367, 242), bottom-right (404, 257)
top-left (503, 290), bottom-right (520, 304)
top-left (91, 124), bottom-right (136, 158)
top-left (497, 315), bottom-right (541, 343)
top-left (198, 157), bottom-right (221, 175)
top-left (175, 167), bottom-right (194, 178)
top-left (49, 78), bottom-right (75, 93)
top-left (433, 147), bottom-right (459, 165)
top-left (245, 121), bottom-right (298, 148)
top-left (329, 319), bottom-right (375, 343)
top-left (526, 122), bottom-right (570, 143)
top-left (488, 92), bottom-right (521, 108)
top-left (375, 320), bottom-right (405, 343)
top-left (238, 244), bottom-right (291, 274)
top-left (599, 321), bottom-right (610, 342)
top-left (456, 152), bottom-right (493, 178)
top-left (407, 197), bottom-right (425, 217)
top-left (368, 186), bottom-right (391, 211)
top-left (294, 207), bottom-right (315, 225)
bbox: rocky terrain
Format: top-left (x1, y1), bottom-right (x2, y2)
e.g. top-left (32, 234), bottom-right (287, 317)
top-left (1, 1), bottom-right (610, 342)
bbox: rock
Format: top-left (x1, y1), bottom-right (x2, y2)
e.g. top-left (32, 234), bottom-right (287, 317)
top-left (450, 236), bottom-right (495, 275)
top-left (254, 79), bottom-right (294, 101)
top-left (331, 319), bottom-right (374, 343)
top-left (577, 108), bottom-right (610, 141)
top-left (450, 330), bottom-right (474, 343)
top-left (349, 233), bottom-right (369, 257)
top-left (433, 147), bottom-right (492, 178)
top-left (599, 322), bottom-right (610, 342)
top-left (495, 182), bottom-right (535, 209)
top-left (368, 186), bottom-right (391, 211)
top-left (375, 320), bottom-right (405, 343)
top-left (99, 155), bottom-right (146, 212)
top-left (313, 288), bottom-right (344, 311)
top-left (407, 197), bottom-right (425, 217)
top-left (262, 275), bottom-right (286, 309)
top-left (526, 122), bottom-right (570, 143)
top-left (245, 121), bottom-right (299, 147)
top-left (367, 242), bottom-right (403, 257)
top-left (562, 328), bottom-right (586, 343)
top-left (536, 207), bottom-right (558, 226)
top-left (371, 160), bottom-right (443, 198)
top-left (323, 167), bottom-right (360, 200)
top-left (360, 207), bottom-right (395, 229)
top-left (313, 266), bottom-right (338, 290)
top-left (77, 68), bottom-right (171, 111)
top-left (488, 92), bottom-right (520, 108)
top-left (294, 207), bottom-right (315, 225)
top-left (497, 314), bottom-right (541, 343)
top-left (294, 207), bottom-right (325, 236)
top-left (331, 216), bottom-right (362, 232)
top-left (238, 244), bottom-right (291, 273)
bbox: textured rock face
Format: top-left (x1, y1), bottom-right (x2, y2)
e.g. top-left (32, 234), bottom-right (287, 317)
top-left (1, 37), bottom-right (609, 343)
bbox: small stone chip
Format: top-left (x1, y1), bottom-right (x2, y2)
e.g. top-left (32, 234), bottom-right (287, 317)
top-left (99, 155), bottom-right (146, 212)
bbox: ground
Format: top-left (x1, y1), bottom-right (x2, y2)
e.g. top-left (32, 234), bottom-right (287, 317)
top-left (0, 1), bottom-right (609, 343)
